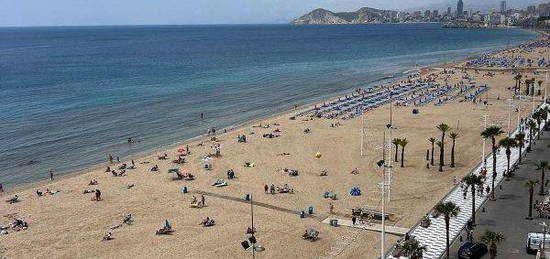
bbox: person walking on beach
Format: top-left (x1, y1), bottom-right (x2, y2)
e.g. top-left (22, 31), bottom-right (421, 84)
top-left (329, 203), bottom-right (334, 214)
top-left (0, 183), bottom-right (3, 193)
top-left (131, 160), bottom-right (135, 167)
top-left (201, 194), bottom-right (205, 206)
top-left (116, 156), bottom-right (120, 163)
top-left (49, 170), bottom-right (54, 181)
top-left (264, 184), bottom-right (268, 193)
top-left (109, 154), bottom-right (113, 164)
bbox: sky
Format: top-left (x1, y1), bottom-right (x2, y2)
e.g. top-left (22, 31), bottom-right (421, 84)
top-left (0, 0), bottom-right (544, 27)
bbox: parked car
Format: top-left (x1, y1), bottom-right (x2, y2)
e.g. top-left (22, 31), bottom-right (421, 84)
top-left (458, 242), bottom-right (488, 259)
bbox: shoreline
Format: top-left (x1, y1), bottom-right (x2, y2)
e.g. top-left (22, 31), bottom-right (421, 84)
top-left (0, 29), bottom-right (541, 195)
top-left (2, 27), bottom-right (549, 259)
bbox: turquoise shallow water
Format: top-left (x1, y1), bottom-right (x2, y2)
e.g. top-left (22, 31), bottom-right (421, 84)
top-left (0, 23), bottom-right (537, 189)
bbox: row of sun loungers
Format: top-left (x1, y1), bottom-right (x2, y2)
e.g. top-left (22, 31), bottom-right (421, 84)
top-left (298, 82), bottom-right (436, 119)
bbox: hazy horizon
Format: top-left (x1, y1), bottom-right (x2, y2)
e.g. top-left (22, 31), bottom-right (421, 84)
top-left (1, 0), bottom-right (547, 27)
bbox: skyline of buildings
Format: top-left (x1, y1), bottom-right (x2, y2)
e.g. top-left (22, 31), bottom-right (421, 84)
top-left (392, 1), bottom-right (550, 27)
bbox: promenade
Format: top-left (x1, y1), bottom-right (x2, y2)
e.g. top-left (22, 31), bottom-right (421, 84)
top-left (389, 103), bottom-right (548, 259)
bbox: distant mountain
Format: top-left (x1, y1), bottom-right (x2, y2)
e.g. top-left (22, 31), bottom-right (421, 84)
top-left (291, 7), bottom-right (398, 25)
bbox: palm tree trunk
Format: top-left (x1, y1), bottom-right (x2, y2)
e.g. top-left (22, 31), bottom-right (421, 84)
top-left (540, 168), bottom-right (546, 196)
top-left (491, 172), bottom-right (496, 200)
top-left (445, 216), bottom-right (450, 258)
top-left (506, 151), bottom-right (510, 178)
top-left (471, 185), bottom-right (476, 224)
top-left (401, 147), bottom-right (405, 167)
top-left (441, 134), bottom-right (445, 166)
top-left (492, 137), bottom-right (497, 183)
top-left (394, 144), bottom-right (399, 162)
top-left (451, 140), bottom-right (456, 168)
top-left (431, 143), bottom-right (434, 166)
top-left (528, 189), bottom-right (533, 219)
top-left (529, 130), bottom-right (533, 151)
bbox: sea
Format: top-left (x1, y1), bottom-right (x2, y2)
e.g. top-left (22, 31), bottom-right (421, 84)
top-left (0, 23), bottom-right (537, 189)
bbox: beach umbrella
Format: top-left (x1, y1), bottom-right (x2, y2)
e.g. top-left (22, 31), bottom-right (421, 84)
top-left (315, 151), bottom-right (322, 159)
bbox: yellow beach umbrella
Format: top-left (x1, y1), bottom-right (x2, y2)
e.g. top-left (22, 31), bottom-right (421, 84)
top-left (315, 151), bottom-right (322, 159)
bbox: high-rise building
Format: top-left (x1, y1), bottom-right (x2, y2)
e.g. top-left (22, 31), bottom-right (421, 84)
top-left (424, 10), bottom-right (431, 18)
top-left (527, 5), bottom-right (537, 15)
top-left (433, 10), bottom-right (439, 17)
top-left (457, 0), bottom-right (464, 18)
top-left (500, 1), bottom-right (506, 13)
top-left (447, 7), bottom-right (452, 16)
top-left (539, 3), bottom-right (550, 16)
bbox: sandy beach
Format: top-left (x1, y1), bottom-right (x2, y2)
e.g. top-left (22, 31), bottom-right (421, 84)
top-left (1, 33), bottom-right (549, 259)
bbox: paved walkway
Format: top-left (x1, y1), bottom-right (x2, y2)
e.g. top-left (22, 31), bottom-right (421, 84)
top-left (448, 134), bottom-right (550, 258)
top-left (392, 104), bottom-right (548, 259)
top-left (321, 217), bottom-right (409, 236)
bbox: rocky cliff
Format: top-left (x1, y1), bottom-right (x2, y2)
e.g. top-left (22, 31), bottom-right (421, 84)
top-left (291, 7), bottom-right (399, 25)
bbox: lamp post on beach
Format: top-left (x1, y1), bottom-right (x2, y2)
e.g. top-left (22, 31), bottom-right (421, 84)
top-left (361, 111), bottom-right (365, 157)
top-left (481, 113), bottom-right (488, 167)
top-left (508, 99), bottom-right (512, 136)
top-left (241, 194), bottom-right (263, 258)
top-left (386, 86), bottom-right (394, 201)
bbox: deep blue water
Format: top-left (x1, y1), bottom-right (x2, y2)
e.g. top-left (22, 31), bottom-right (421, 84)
top-left (0, 24), bottom-right (537, 188)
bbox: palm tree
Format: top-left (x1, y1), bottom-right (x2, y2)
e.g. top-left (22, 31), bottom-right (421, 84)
top-left (463, 174), bottom-right (484, 224)
top-left (514, 133), bottom-right (526, 164)
top-left (525, 180), bottom-right (538, 220)
top-left (436, 141), bottom-right (443, 172)
top-left (537, 80), bottom-right (543, 96)
top-left (428, 137), bottom-right (436, 166)
top-left (513, 74), bottom-right (522, 95)
top-left (535, 161), bottom-right (549, 196)
top-left (434, 201), bottom-right (461, 258)
top-left (399, 138), bottom-right (409, 168)
top-left (499, 137), bottom-right (517, 179)
top-left (480, 230), bottom-right (505, 259)
top-left (481, 126), bottom-right (504, 189)
top-left (527, 119), bottom-right (537, 151)
top-left (392, 138), bottom-right (400, 162)
top-left (436, 123), bottom-right (450, 168)
top-left (449, 132), bottom-right (459, 168)
top-left (399, 238), bottom-right (426, 259)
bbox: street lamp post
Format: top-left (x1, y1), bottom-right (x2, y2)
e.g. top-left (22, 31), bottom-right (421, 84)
top-left (482, 114), bottom-right (488, 166)
top-left (508, 99), bottom-right (512, 136)
top-left (361, 111), bottom-right (365, 157)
